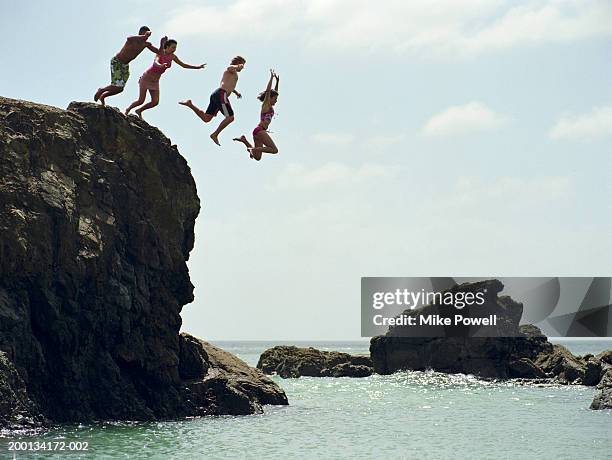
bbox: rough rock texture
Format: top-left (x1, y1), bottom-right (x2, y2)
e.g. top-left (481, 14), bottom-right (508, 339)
top-left (590, 369), bottom-right (612, 410)
top-left (0, 352), bottom-right (46, 430)
top-left (370, 280), bottom-right (612, 387)
top-left (0, 98), bottom-right (287, 427)
top-left (180, 334), bottom-right (288, 415)
top-left (257, 346), bottom-right (374, 378)
top-left (590, 352), bottom-right (612, 410)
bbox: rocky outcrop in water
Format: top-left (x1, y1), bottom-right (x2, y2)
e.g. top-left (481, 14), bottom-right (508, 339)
top-left (0, 97), bottom-right (287, 428)
top-left (257, 346), bottom-right (374, 378)
top-left (369, 280), bottom-right (612, 390)
top-left (590, 352), bottom-right (612, 410)
top-left (180, 334), bottom-right (288, 414)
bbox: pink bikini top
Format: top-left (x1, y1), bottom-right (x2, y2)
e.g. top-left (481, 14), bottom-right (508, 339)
top-left (149, 53), bottom-right (173, 74)
top-left (260, 107), bottom-right (274, 126)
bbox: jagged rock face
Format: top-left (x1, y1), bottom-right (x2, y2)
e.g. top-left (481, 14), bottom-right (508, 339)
top-left (0, 98), bottom-right (287, 424)
top-left (0, 351), bottom-right (46, 430)
top-left (257, 346), bottom-right (374, 378)
top-left (590, 369), bottom-right (612, 410)
top-left (0, 97), bottom-right (199, 422)
top-left (590, 355), bottom-right (612, 410)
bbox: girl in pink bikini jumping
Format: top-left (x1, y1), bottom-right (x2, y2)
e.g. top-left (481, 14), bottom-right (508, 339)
top-left (233, 69), bottom-right (279, 161)
top-left (125, 39), bottom-right (205, 120)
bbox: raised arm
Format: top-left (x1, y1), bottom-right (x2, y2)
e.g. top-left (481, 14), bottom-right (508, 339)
top-left (274, 72), bottom-right (279, 92)
top-left (146, 35), bottom-right (167, 54)
top-left (261, 69), bottom-right (275, 111)
top-left (227, 63), bottom-right (244, 73)
top-left (173, 55), bottom-right (205, 69)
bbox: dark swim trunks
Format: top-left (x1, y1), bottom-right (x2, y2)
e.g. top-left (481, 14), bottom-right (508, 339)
top-left (205, 88), bottom-right (233, 117)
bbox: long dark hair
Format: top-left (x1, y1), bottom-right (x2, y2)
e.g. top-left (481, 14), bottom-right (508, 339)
top-left (258, 89), bottom-right (279, 102)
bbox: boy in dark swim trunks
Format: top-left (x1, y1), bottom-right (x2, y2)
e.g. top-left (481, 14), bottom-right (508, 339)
top-left (94, 26), bottom-right (166, 106)
top-left (179, 56), bottom-right (246, 146)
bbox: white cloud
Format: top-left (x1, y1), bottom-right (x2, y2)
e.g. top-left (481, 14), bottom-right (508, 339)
top-left (549, 106), bottom-right (612, 141)
top-left (311, 132), bottom-right (354, 147)
top-left (422, 102), bottom-right (507, 137)
top-left (269, 162), bottom-right (395, 190)
top-left (164, 0), bottom-right (612, 57)
top-left (164, 0), bottom-right (297, 38)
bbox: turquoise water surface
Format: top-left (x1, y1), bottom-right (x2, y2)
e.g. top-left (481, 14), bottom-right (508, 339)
top-left (1, 340), bottom-right (611, 459)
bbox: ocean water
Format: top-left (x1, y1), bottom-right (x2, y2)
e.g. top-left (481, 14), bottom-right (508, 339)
top-left (2, 340), bottom-right (611, 459)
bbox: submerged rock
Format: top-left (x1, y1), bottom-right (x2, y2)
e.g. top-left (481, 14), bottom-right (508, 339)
top-left (257, 346), bottom-right (374, 378)
top-left (0, 98), bottom-right (287, 427)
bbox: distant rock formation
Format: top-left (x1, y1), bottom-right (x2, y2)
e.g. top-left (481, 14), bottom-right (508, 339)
top-left (369, 280), bottom-right (612, 406)
top-left (0, 97), bottom-right (287, 428)
top-left (257, 346), bottom-right (374, 378)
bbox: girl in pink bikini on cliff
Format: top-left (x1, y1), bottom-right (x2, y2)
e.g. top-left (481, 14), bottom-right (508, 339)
top-left (125, 39), bottom-right (205, 119)
top-left (233, 69), bottom-right (279, 161)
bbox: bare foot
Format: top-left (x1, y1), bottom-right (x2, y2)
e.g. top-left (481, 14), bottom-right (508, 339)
top-left (233, 135), bottom-right (247, 143)
top-left (135, 108), bottom-right (144, 120)
top-left (124, 107), bottom-right (131, 116)
top-left (179, 99), bottom-right (192, 107)
top-left (210, 133), bottom-right (220, 146)
top-left (94, 89), bottom-right (102, 102)
top-left (99, 96), bottom-right (106, 107)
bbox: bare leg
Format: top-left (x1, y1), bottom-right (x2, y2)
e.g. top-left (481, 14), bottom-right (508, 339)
top-left (96, 85), bottom-right (123, 105)
top-left (249, 131), bottom-right (279, 160)
top-left (125, 86), bottom-right (147, 116)
top-left (210, 116), bottom-right (234, 146)
top-left (233, 135), bottom-right (252, 149)
top-left (249, 139), bottom-right (264, 161)
top-left (179, 100), bottom-right (213, 123)
top-left (135, 90), bottom-right (159, 119)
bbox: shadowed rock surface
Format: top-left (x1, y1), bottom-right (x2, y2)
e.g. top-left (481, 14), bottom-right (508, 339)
top-left (180, 334), bottom-right (288, 415)
top-left (369, 280), bottom-right (612, 396)
top-left (0, 352), bottom-right (46, 430)
top-left (590, 353), bottom-right (612, 410)
top-left (0, 98), bottom-right (287, 428)
top-left (257, 346), bottom-right (374, 378)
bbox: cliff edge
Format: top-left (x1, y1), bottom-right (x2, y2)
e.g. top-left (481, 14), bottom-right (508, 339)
top-left (0, 98), bottom-right (286, 429)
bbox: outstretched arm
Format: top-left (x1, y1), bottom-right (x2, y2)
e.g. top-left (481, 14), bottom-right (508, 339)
top-left (274, 72), bottom-right (279, 92)
top-left (262, 69), bottom-right (275, 111)
top-left (127, 31), bottom-right (151, 42)
top-left (173, 55), bottom-right (206, 69)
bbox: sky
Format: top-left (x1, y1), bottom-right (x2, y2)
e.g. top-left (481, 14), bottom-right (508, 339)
top-left (1, 0), bottom-right (611, 340)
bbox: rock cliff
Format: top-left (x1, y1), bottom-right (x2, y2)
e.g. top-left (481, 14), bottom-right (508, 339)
top-left (0, 97), bottom-right (287, 427)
